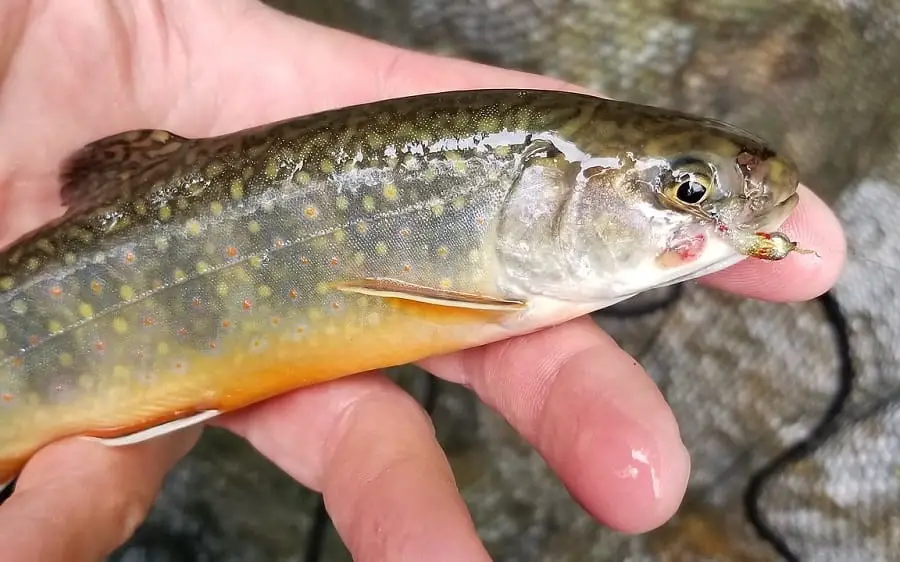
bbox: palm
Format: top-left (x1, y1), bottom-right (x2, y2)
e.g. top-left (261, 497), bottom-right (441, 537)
top-left (0, 2), bottom-right (846, 561)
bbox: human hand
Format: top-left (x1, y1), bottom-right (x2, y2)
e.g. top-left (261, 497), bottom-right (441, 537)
top-left (0, 1), bottom-right (847, 560)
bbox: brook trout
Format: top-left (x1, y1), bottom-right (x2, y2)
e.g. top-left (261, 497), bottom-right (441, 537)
top-left (0, 89), bottom-right (805, 485)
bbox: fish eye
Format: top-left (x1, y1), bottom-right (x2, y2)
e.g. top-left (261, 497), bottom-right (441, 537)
top-left (675, 180), bottom-right (708, 205)
top-left (663, 158), bottom-right (714, 207)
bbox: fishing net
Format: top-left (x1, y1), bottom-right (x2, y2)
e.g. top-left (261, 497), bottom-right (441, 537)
top-left (74, 0), bottom-right (900, 560)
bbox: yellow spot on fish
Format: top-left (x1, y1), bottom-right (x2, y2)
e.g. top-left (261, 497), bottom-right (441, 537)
top-left (64, 253), bottom-right (77, 265)
top-left (320, 159), bottom-right (335, 174)
top-left (48, 320), bottom-right (64, 335)
top-left (176, 198), bottom-right (189, 210)
top-left (248, 220), bottom-right (261, 234)
top-left (36, 239), bottom-right (54, 254)
top-left (210, 201), bottom-right (224, 216)
top-left (366, 312), bottom-right (381, 325)
top-left (78, 302), bottom-right (94, 318)
top-left (382, 183), bottom-right (398, 201)
top-left (113, 318), bottom-right (128, 334)
top-left (185, 219), bottom-right (202, 236)
top-left (0, 324), bottom-right (6, 340)
top-left (324, 324), bottom-right (337, 336)
top-left (266, 158), bottom-right (279, 178)
top-left (469, 249), bottom-right (481, 263)
top-left (452, 196), bottom-right (466, 211)
top-left (422, 167), bottom-right (437, 182)
top-left (26, 257), bottom-right (40, 271)
top-left (113, 365), bottom-right (130, 380)
top-left (437, 246), bottom-right (450, 258)
top-left (362, 196), bottom-right (376, 212)
top-left (119, 285), bottom-right (135, 301)
top-left (134, 202), bottom-right (148, 215)
top-left (367, 133), bottom-right (383, 149)
top-left (231, 179), bottom-right (245, 199)
top-left (58, 353), bottom-right (73, 367)
top-left (249, 256), bottom-right (263, 269)
top-left (196, 261), bottom-right (211, 274)
top-left (157, 342), bottom-right (170, 356)
top-left (174, 269), bottom-right (187, 281)
top-left (316, 282), bottom-right (330, 295)
top-left (304, 205), bottom-right (319, 218)
top-left (257, 285), bottom-right (272, 298)
top-left (335, 196), bottom-right (349, 210)
top-left (356, 222), bottom-right (368, 234)
top-left (494, 145), bottom-right (511, 157)
top-left (205, 161), bottom-right (225, 178)
top-left (216, 282), bottom-right (229, 296)
top-left (11, 300), bottom-right (27, 314)
top-left (155, 237), bottom-right (168, 251)
top-left (333, 229), bottom-right (347, 243)
top-left (308, 309), bottom-right (324, 321)
top-left (78, 375), bottom-right (94, 390)
top-left (159, 206), bottom-right (172, 220)
top-left (440, 278), bottom-right (453, 289)
top-left (353, 252), bottom-right (365, 266)
top-left (374, 241), bottom-right (388, 256)
top-left (430, 200), bottom-right (445, 217)
top-left (293, 170), bottom-right (311, 186)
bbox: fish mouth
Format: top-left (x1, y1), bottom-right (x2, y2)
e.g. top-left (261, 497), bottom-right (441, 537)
top-left (760, 191), bottom-right (800, 231)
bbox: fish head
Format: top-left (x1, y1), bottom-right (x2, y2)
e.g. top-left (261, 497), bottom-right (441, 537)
top-left (499, 110), bottom-right (802, 305)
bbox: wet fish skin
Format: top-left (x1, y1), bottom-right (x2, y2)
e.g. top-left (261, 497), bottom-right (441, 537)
top-left (0, 89), bottom-right (800, 482)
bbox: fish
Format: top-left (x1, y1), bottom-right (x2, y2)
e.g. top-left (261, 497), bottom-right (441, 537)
top-left (0, 88), bottom-right (807, 486)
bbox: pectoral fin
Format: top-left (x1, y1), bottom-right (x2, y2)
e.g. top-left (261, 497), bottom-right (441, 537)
top-left (334, 278), bottom-right (527, 311)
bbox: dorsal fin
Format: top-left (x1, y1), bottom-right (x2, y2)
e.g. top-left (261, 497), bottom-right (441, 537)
top-left (59, 128), bottom-right (191, 211)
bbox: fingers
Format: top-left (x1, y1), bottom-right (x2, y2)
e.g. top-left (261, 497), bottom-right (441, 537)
top-left (216, 372), bottom-right (491, 562)
top-left (419, 316), bottom-right (691, 534)
top-left (0, 429), bottom-right (199, 562)
top-left (701, 184), bottom-right (847, 301)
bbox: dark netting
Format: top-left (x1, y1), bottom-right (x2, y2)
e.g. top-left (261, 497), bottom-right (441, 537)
top-left (3, 2), bottom-right (891, 561)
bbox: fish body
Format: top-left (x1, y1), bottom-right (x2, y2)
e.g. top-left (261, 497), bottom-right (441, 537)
top-left (0, 89), bottom-right (801, 482)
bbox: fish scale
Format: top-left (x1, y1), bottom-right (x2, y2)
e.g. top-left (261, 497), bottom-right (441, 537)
top-left (0, 89), bottom-right (803, 484)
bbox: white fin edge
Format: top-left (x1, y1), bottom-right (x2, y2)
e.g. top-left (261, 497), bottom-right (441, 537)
top-left (79, 410), bottom-right (221, 447)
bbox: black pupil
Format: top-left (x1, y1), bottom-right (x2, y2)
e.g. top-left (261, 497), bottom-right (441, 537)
top-left (676, 181), bottom-right (706, 204)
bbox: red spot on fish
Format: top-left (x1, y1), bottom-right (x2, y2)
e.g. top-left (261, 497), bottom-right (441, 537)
top-left (1, 393), bottom-right (13, 402)
top-left (717, 224), bottom-right (729, 233)
top-left (28, 335), bottom-right (39, 346)
top-left (49, 285), bottom-right (63, 297)
top-left (178, 327), bottom-right (188, 336)
top-left (191, 297), bottom-right (202, 309)
top-left (94, 340), bottom-right (106, 352)
top-left (221, 320), bottom-right (232, 328)
top-left (54, 384), bottom-right (64, 392)
top-left (226, 246), bottom-right (239, 258)
top-left (289, 288), bottom-right (298, 299)
top-left (300, 256), bottom-right (310, 265)
top-left (242, 299), bottom-right (252, 310)
top-left (675, 234), bottom-right (706, 262)
top-left (402, 264), bottom-right (412, 273)
top-left (330, 256), bottom-right (340, 266)
top-left (125, 252), bottom-right (136, 264)
top-left (273, 238), bottom-right (285, 249)
top-left (209, 342), bottom-right (217, 349)
top-left (11, 358), bottom-right (22, 367)
top-left (142, 316), bottom-right (155, 326)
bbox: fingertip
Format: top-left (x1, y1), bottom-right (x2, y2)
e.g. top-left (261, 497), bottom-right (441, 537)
top-left (537, 344), bottom-right (691, 533)
top-left (702, 184), bottom-right (847, 301)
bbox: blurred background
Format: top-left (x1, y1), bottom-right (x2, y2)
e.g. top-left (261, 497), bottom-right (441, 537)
top-left (111, 1), bottom-right (900, 561)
